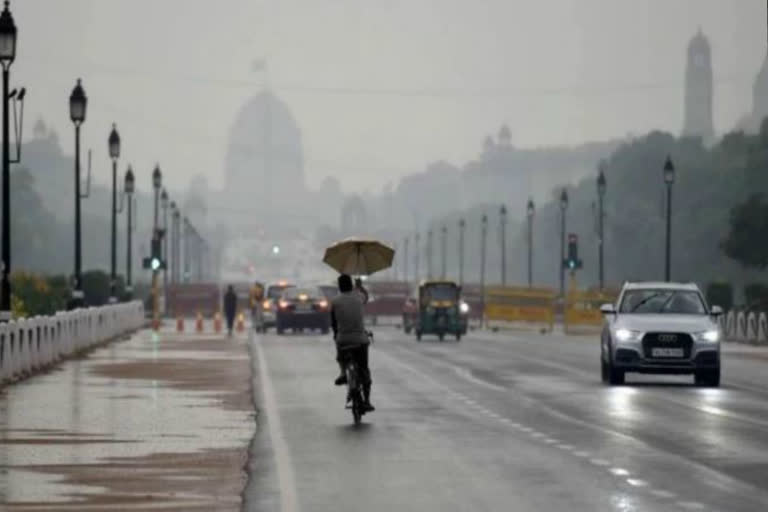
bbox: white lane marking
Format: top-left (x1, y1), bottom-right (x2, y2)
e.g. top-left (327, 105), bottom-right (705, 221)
top-left (590, 458), bottom-right (610, 466)
top-left (543, 438), bottom-right (558, 444)
top-left (650, 489), bottom-right (677, 499)
top-left (574, 451), bottom-right (591, 458)
top-left (610, 467), bottom-right (630, 477)
top-left (626, 479), bottom-right (648, 488)
top-left (255, 336), bottom-right (299, 512)
top-left (556, 444), bottom-right (574, 451)
top-left (453, 366), bottom-right (507, 392)
top-left (677, 502), bottom-right (706, 510)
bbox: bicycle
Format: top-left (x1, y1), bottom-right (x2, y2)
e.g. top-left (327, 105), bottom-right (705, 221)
top-left (341, 331), bottom-right (373, 425)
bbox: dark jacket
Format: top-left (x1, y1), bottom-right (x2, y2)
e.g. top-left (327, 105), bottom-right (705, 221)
top-left (224, 290), bottom-right (238, 318)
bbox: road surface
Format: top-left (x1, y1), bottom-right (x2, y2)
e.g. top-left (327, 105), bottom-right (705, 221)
top-left (245, 327), bottom-right (768, 512)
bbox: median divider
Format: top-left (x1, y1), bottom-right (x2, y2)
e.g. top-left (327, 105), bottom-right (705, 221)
top-left (0, 301), bottom-right (145, 386)
top-left (484, 286), bottom-right (556, 333)
top-left (564, 289), bottom-right (617, 334)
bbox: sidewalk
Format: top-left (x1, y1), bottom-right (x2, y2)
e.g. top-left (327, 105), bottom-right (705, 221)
top-left (0, 327), bottom-right (255, 511)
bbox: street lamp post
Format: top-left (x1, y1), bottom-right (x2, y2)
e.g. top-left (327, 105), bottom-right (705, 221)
top-left (161, 188), bottom-right (169, 312)
top-left (426, 228), bottom-right (433, 279)
top-left (480, 214), bottom-right (488, 327)
top-left (526, 199), bottom-right (535, 288)
top-left (108, 124), bottom-right (120, 303)
top-left (124, 167), bottom-right (134, 298)
top-left (499, 204), bottom-right (507, 286)
top-left (597, 163), bottom-right (607, 290)
top-left (183, 216), bottom-right (190, 283)
top-left (664, 156), bottom-right (675, 282)
top-left (440, 225), bottom-right (447, 279)
top-left (170, 201), bottom-right (177, 284)
top-left (0, 1), bottom-right (16, 320)
top-left (414, 232), bottom-right (420, 282)
top-left (69, 79), bottom-right (87, 306)
top-left (403, 236), bottom-right (409, 285)
top-left (559, 189), bottom-right (568, 297)
top-left (458, 218), bottom-right (465, 286)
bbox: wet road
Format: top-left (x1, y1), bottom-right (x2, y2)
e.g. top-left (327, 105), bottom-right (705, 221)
top-left (246, 328), bottom-right (768, 512)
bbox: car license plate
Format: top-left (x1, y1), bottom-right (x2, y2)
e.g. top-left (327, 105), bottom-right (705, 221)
top-left (651, 347), bottom-right (684, 358)
top-left (296, 303), bottom-right (311, 312)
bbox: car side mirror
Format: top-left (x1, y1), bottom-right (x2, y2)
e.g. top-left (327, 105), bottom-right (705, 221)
top-left (710, 305), bottom-right (723, 316)
top-left (600, 303), bottom-right (616, 315)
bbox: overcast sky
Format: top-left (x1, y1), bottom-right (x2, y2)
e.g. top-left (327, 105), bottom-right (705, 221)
top-left (12, 0), bottom-right (766, 194)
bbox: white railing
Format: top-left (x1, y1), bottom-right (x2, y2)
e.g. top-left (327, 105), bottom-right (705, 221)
top-left (0, 301), bottom-right (144, 385)
top-left (722, 310), bottom-right (768, 344)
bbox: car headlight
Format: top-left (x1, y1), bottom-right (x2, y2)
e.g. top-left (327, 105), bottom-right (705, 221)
top-left (614, 328), bottom-right (642, 342)
top-left (694, 330), bottom-right (720, 343)
top-left (459, 302), bottom-right (470, 314)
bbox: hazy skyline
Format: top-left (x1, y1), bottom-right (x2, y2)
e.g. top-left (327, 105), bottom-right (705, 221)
top-left (12, 0), bottom-right (766, 195)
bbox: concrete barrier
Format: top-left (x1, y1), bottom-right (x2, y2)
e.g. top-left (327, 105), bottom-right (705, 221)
top-left (0, 301), bottom-right (144, 386)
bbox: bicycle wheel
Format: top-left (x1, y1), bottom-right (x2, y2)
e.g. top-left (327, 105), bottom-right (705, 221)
top-left (352, 391), bottom-right (363, 425)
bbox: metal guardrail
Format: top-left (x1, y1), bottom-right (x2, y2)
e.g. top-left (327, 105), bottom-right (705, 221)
top-left (0, 301), bottom-right (145, 385)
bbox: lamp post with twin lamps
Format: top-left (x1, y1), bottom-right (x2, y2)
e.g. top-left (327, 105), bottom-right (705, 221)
top-left (664, 156), bottom-right (675, 282)
top-left (69, 79), bottom-right (87, 307)
top-left (108, 124), bottom-right (120, 302)
top-left (526, 199), bottom-right (535, 288)
top-left (0, 1), bottom-right (17, 320)
top-left (124, 167), bottom-right (134, 298)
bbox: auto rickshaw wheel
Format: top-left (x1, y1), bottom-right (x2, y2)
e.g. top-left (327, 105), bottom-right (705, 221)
top-left (456, 333), bottom-right (461, 341)
top-left (416, 330), bottom-right (422, 341)
top-left (438, 333), bottom-right (445, 341)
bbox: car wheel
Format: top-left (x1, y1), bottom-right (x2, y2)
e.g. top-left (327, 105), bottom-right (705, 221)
top-left (321, 327), bottom-right (329, 335)
top-left (608, 361), bottom-right (624, 385)
top-left (276, 326), bottom-right (284, 335)
top-left (695, 368), bottom-right (720, 387)
top-left (600, 357), bottom-right (609, 383)
top-left (416, 330), bottom-right (422, 341)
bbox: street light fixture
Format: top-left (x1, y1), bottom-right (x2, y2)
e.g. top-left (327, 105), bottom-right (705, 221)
top-left (69, 79), bottom-right (87, 306)
top-left (526, 198), bottom-right (535, 288)
top-left (499, 204), bottom-right (507, 286)
top-left (108, 124), bottom-right (120, 303)
top-left (0, 0), bottom-right (17, 320)
top-left (458, 218), bottom-right (465, 286)
top-left (124, 166), bottom-right (134, 296)
top-left (480, 213), bottom-right (488, 327)
top-left (664, 156), bottom-right (675, 282)
top-left (596, 163), bottom-right (607, 290)
top-left (559, 189), bottom-right (568, 297)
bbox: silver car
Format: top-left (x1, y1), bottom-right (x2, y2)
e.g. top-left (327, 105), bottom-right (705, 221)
top-left (600, 282), bottom-right (722, 387)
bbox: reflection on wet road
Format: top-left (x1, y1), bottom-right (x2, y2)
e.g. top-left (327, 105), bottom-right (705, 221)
top-left (0, 329), bottom-right (254, 510)
top-left (247, 328), bottom-right (768, 512)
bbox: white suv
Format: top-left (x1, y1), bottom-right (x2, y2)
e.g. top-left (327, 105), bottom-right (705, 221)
top-left (600, 282), bottom-right (722, 387)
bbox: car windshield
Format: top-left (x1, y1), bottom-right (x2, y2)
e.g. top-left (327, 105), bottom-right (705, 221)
top-left (319, 286), bottom-right (339, 299)
top-left (283, 288), bottom-right (319, 300)
top-left (619, 289), bottom-right (707, 314)
top-left (423, 284), bottom-right (459, 301)
top-left (267, 285), bottom-right (294, 300)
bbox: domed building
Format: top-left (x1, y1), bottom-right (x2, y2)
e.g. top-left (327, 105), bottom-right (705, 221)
top-left (224, 91), bottom-right (306, 210)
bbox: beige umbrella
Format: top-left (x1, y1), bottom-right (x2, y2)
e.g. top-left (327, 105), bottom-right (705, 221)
top-left (323, 238), bottom-right (395, 276)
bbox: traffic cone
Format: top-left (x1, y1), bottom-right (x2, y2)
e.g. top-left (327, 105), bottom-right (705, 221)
top-left (236, 312), bottom-right (245, 333)
top-left (196, 312), bottom-right (204, 333)
top-left (214, 312), bottom-right (222, 333)
top-left (176, 316), bottom-right (184, 332)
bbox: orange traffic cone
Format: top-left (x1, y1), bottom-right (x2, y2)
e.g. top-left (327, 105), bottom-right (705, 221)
top-left (176, 316), bottom-right (184, 332)
top-left (236, 312), bottom-right (245, 333)
top-left (214, 312), bottom-right (223, 333)
top-left (195, 312), bottom-right (204, 333)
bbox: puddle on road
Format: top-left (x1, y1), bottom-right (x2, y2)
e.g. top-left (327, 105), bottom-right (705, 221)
top-left (0, 330), bottom-right (255, 510)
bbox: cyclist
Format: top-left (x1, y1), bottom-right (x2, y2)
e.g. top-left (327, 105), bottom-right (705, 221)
top-left (331, 274), bottom-right (374, 412)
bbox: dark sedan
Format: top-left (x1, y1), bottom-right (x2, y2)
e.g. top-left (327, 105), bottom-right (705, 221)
top-left (276, 287), bottom-right (332, 335)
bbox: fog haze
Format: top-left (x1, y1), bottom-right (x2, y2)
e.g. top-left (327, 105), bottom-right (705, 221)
top-left (12, 0), bottom-right (764, 193)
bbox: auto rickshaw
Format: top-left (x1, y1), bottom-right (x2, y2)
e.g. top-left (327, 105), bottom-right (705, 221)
top-left (414, 280), bottom-right (464, 341)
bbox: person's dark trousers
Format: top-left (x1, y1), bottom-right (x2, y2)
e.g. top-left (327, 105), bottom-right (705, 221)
top-left (225, 314), bottom-right (235, 335)
top-left (337, 344), bottom-right (371, 402)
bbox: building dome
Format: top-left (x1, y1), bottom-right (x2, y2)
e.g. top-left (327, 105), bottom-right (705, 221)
top-left (688, 28), bottom-right (710, 55)
top-left (225, 91), bottom-right (305, 208)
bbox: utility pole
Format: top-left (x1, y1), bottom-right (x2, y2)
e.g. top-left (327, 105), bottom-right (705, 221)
top-left (480, 214), bottom-right (488, 327)
top-left (499, 204), bottom-right (507, 286)
top-left (440, 225), bottom-right (447, 279)
top-left (458, 218), bottom-right (465, 286)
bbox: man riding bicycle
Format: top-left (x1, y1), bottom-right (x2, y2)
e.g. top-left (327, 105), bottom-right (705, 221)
top-left (331, 274), bottom-right (374, 412)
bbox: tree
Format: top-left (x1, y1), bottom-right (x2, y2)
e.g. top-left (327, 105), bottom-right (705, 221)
top-left (721, 194), bottom-right (768, 269)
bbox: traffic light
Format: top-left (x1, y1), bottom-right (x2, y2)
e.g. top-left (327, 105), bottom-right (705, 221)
top-left (143, 235), bottom-right (166, 270)
top-left (564, 233), bottom-right (583, 270)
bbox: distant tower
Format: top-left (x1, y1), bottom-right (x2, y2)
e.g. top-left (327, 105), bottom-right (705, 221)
top-left (498, 124), bottom-right (511, 146)
top-left (682, 29), bottom-right (714, 140)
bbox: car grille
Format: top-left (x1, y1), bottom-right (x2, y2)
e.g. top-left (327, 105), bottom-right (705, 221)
top-left (642, 332), bottom-right (693, 359)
